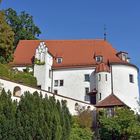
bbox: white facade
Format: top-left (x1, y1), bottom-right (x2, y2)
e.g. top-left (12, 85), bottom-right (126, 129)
top-left (112, 64), bottom-right (139, 112)
top-left (95, 72), bottom-right (112, 102)
top-left (34, 42), bottom-right (53, 91)
top-left (14, 41), bottom-right (140, 113)
top-left (53, 68), bottom-right (95, 102)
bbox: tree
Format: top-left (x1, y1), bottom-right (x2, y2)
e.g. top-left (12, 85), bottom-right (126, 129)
top-left (4, 8), bottom-right (41, 48)
top-left (69, 116), bottom-right (93, 140)
top-left (69, 106), bottom-right (94, 140)
top-left (99, 107), bottom-right (140, 140)
top-left (0, 11), bottom-right (14, 63)
top-left (0, 89), bottom-right (72, 139)
top-left (0, 89), bottom-right (17, 139)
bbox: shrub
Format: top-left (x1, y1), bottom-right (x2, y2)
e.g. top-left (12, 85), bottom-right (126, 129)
top-left (0, 63), bottom-right (37, 86)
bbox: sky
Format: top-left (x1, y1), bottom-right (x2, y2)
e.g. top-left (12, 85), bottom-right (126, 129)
top-left (0, 0), bottom-right (140, 83)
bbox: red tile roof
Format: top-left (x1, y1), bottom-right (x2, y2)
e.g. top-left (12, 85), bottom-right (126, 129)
top-left (95, 62), bottom-right (110, 73)
top-left (95, 94), bottom-right (126, 108)
top-left (12, 39), bottom-right (126, 68)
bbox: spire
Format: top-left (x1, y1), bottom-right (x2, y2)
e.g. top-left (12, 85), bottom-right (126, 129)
top-left (104, 24), bottom-right (107, 41)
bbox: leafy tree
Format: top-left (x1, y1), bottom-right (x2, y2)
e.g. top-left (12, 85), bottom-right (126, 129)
top-left (69, 107), bottom-right (94, 140)
top-left (0, 11), bottom-right (14, 63)
top-left (4, 8), bottom-right (41, 48)
top-left (76, 107), bottom-right (93, 128)
top-left (99, 108), bottom-right (140, 140)
top-left (69, 116), bottom-right (93, 140)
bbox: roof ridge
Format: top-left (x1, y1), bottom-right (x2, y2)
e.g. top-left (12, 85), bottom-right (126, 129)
top-left (19, 39), bottom-right (105, 41)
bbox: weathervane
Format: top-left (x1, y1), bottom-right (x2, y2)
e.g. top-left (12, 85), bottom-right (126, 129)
top-left (104, 24), bottom-right (107, 40)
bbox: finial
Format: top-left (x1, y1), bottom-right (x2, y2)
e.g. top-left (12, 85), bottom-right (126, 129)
top-left (104, 24), bottom-right (107, 40)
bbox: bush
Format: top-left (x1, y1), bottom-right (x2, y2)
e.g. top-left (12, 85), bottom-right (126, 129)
top-left (13, 72), bottom-right (37, 87)
top-left (0, 63), bottom-right (11, 79)
top-left (98, 108), bottom-right (140, 140)
top-left (69, 116), bottom-right (94, 140)
top-left (0, 63), bottom-right (37, 86)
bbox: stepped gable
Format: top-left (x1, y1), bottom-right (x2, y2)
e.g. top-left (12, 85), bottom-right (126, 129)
top-left (12, 39), bottom-right (126, 68)
top-left (95, 94), bottom-right (126, 108)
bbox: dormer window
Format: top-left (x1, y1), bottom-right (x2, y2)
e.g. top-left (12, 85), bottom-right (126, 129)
top-left (122, 53), bottom-right (128, 61)
top-left (117, 52), bottom-right (129, 62)
top-left (56, 57), bottom-right (63, 64)
top-left (95, 56), bottom-right (103, 63)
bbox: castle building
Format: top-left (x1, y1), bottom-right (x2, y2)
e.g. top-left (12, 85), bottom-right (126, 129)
top-left (12, 39), bottom-right (140, 112)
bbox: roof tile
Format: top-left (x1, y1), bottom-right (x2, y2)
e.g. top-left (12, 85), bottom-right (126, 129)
top-left (95, 94), bottom-right (126, 108)
top-left (12, 39), bottom-right (125, 68)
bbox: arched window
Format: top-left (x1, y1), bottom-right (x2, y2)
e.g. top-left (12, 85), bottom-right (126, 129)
top-left (75, 103), bottom-right (79, 111)
top-left (13, 86), bottom-right (21, 97)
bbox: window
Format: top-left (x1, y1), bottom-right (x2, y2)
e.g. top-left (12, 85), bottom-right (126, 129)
top-left (56, 57), bottom-right (63, 64)
top-left (106, 108), bottom-right (114, 117)
top-left (85, 74), bottom-right (90, 82)
top-left (48, 87), bottom-right (51, 92)
top-left (54, 90), bottom-right (58, 94)
top-left (54, 80), bottom-right (64, 86)
top-left (122, 53), bottom-right (128, 61)
top-left (49, 69), bottom-right (52, 78)
top-left (54, 80), bottom-right (58, 86)
top-left (95, 56), bottom-right (103, 62)
top-left (60, 80), bottom-right (64, 86)
top-left (99, 93), bottom-right (101, 100)
top-left (99, 74), bottom-right (101, 81)
top-left (85, 87), bottom-right (89, 94)
top-left (129, 74), bottom-right (134, 83)
top-left (13, 86), bottom-right (21, 97)
top-left (45, 94), bottom-right (48, 98)
top-left (75, 103), bottom-right (79, 111)
top-left (105, 74), bottom-right (107, 81)
top-left (85, 88), bottom-right (90, 101)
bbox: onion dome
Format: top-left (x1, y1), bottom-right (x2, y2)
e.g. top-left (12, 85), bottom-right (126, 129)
top-left (95, 62), bottom-right (110, 73)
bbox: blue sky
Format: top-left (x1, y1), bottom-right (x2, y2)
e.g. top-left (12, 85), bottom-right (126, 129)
top-left (1, 1), bottom-right (140, 76)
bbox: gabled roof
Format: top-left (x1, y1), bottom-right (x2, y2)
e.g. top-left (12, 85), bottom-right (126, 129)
top-left (95, 94), bottom-right (126, 108)
top-left (12, 39), bottom-right (127, 68)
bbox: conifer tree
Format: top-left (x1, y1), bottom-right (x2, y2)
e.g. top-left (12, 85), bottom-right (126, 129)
top-left (0, 90), bottom-right (72, 139)
top-left (61, 100), bottom-right (72, 140)
top-left (0, 89), bottom-right (17, 139)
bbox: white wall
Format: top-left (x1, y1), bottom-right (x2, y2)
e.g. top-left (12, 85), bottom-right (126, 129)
top-left (34, 52), bottom-right (53, 91)
top-left (0, 78), bottom-right (94, 115)
top-left (96, 72), bottom-right (111, 102)
top-left (53, 67), bottom-right (95, 102)
top-left (112, 64), bottom-right (139, 112)
top-left (13, 67), bottom-right (33, 72)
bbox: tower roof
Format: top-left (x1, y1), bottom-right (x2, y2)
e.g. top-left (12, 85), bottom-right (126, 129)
top-left (95, 62), bottom-right (110, 73)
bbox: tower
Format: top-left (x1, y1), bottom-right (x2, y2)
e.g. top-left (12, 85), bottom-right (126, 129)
top-left (90, 63), bottom-right (111, 104)
top-left (34, 42), bottom-right (53, 91)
